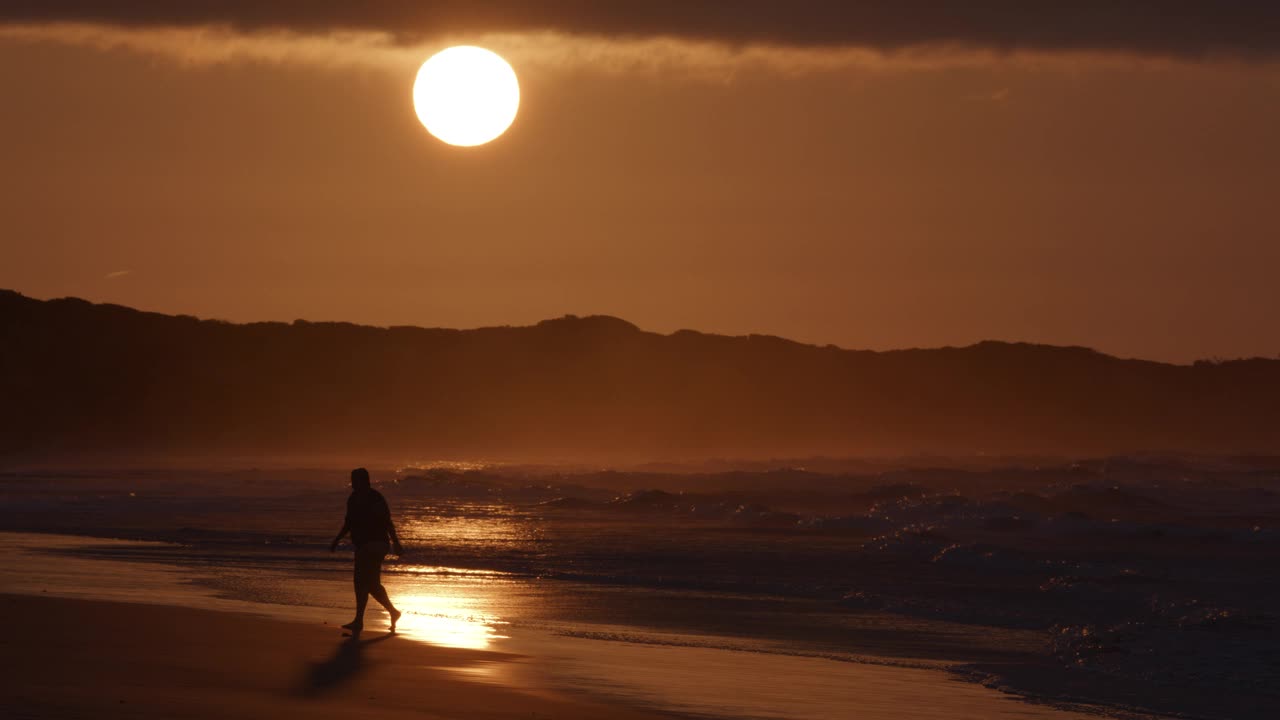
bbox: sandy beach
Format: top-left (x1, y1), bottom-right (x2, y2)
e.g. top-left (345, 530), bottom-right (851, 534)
top-left (2, 593), bottom-right (667, 720)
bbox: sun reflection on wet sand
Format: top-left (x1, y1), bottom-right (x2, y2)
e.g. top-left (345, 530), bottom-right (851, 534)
top-left (387, 562), bottom-right (516, 651)
top-left (387, 592), bottom-right (508, 650)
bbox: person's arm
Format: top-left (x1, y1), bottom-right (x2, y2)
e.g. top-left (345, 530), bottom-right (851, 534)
top-left (384, 500), bottom-right (403, 556)
top-left (330, 518), bottom-right (350, 552)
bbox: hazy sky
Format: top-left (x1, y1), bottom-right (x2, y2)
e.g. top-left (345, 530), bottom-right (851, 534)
top-left (2, 3), bottom-right (1279, 362)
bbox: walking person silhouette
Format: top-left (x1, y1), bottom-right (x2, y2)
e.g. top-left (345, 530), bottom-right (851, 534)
top-left (329, 468), bottom-right (403, 633)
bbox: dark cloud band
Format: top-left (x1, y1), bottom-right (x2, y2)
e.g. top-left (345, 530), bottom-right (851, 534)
top-left (3, 1), bottom-right (1278, 58)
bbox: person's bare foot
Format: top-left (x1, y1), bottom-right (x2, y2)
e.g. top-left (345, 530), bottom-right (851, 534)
top-left (389, 608), bottom-right (402, 631)
top-left (341, 620), bottom-right (363, 632)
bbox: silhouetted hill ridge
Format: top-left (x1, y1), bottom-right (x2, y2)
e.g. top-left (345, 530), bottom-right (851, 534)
top-left (2, 290), bottom-right (1277, 456)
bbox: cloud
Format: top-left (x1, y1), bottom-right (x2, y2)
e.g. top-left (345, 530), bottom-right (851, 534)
top-left (4, 22), bottom-right (1195, 82)
top-left (3, 1), bottom-right (1279, 60)
top-left (0, 22), bottom-right (426, 71)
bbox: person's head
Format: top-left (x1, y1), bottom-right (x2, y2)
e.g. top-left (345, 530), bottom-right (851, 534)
top-left (350, 467), bottom-right (371, 491)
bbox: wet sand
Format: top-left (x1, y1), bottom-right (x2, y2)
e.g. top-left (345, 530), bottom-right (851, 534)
top-left (1, 593), bottom-right (666, 720)
top-left (2, 590), bottom-right (1125, 720)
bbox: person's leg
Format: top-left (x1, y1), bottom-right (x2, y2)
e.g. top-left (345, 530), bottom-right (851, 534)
top-left (367, 546), bottom-right (401, 628)
top-left (345, 546), bottom-right (372, 630)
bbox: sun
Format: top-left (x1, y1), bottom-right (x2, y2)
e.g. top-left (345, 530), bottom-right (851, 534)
top-left (412, 46), bottom-right (519, 147)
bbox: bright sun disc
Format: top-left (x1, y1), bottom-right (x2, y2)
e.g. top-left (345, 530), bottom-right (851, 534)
top-left (413, 46), bottom-right (519, 147)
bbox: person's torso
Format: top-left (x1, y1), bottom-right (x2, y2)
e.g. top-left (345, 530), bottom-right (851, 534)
top-left (346, 489), bottom-right (390, 546)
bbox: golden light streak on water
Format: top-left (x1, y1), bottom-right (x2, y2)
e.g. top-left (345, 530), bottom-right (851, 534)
top-left (399, 564), bottom-right (513, 578)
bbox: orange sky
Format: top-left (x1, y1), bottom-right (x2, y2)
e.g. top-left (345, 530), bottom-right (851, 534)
top-left (2, 10), bottom-right (1279, 363)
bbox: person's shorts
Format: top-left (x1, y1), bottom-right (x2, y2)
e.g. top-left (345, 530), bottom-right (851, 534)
top-left (354, 540), bottom-right (389, 589)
